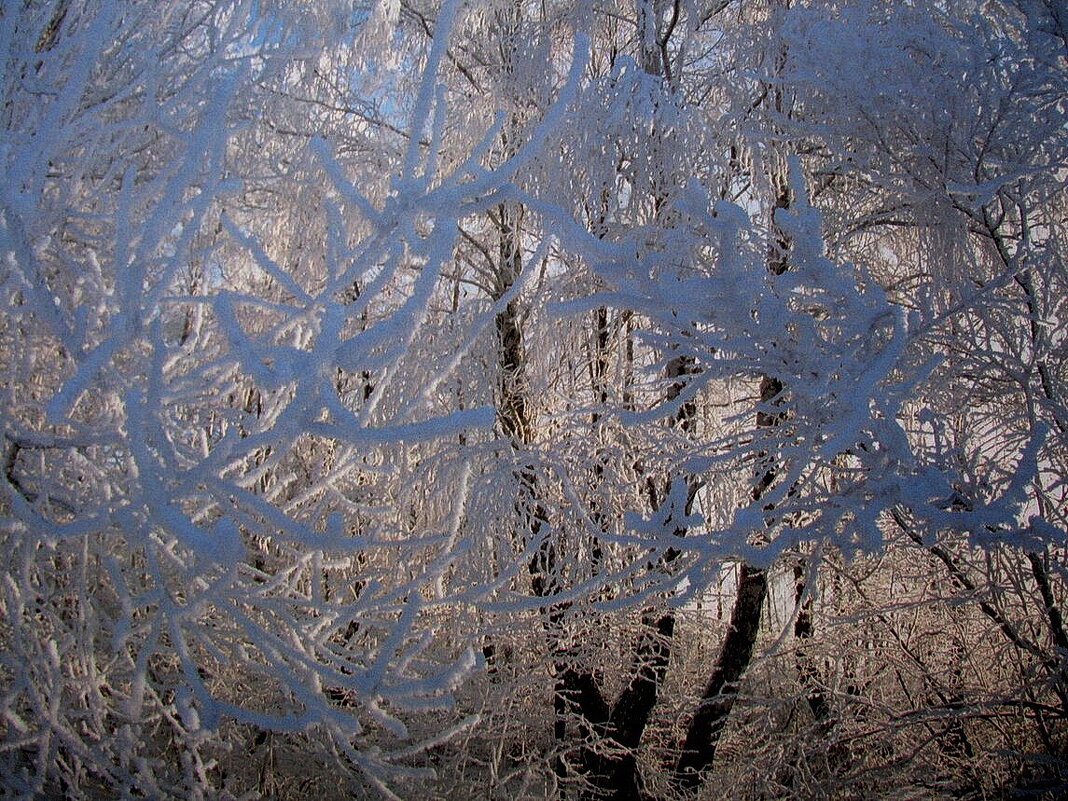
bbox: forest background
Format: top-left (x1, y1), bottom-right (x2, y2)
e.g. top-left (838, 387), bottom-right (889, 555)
top-left (1, 0), bottom-right (1066, 798)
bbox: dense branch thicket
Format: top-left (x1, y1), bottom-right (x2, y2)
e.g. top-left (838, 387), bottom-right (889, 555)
top-left (1, 0), bottom-right (1065, 798)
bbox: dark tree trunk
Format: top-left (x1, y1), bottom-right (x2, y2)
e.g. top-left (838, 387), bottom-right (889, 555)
top-left (671, 175), bottom-right (792, 794)
top-left (575, 610), bottom-right (677, 801)
top-left (672, 563), bottom-right (767, 791)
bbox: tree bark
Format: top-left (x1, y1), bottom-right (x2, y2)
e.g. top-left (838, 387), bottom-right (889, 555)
top-left (672, 563), bottom-right (767, 791)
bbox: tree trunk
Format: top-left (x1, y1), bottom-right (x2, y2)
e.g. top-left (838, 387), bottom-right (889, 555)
top-left (672, 169), bottom-right (791, 791)
top-left (673, 563), bottom-right (767, 791)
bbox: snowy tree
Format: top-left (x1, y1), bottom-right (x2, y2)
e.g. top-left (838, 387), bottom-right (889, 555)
top-left (0, 0), bottom-right (530, 795)
top-left (1, 0), bottom-right (1065, 798)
